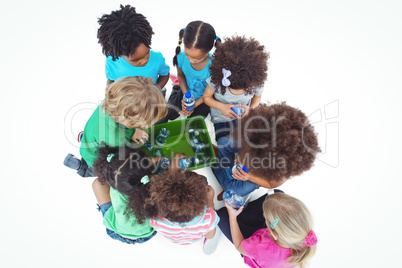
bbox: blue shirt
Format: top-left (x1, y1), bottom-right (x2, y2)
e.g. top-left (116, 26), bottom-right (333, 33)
top-left (105, 50), bottom-right (170, 83)
top-left (177, 51), bottom-right (212, 100)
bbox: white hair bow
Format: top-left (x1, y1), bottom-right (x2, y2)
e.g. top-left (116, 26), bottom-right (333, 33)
top-left (222, 68), bottom-right (231, 87)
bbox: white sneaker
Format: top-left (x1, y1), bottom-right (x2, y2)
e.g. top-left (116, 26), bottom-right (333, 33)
top-left (202, 226), bottom-right (222, 255)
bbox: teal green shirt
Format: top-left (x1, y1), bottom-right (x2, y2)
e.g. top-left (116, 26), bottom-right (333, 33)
top-left (103, 188), bottom-right (155, 238)
top-left (79, 103), bottom-right (136, 167)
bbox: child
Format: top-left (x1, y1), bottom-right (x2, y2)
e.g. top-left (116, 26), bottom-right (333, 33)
top-left (64, 76), bottom-right (167, 177)
top-left (212, 103), bottom-right (320, 197)
top-left (220, 192), bottom-right (317, 268)
top-left (160, 21), bottom-right (220, 122)
top-left (203, 35), bottom-right (268, 141)
top-left (91, 145), bottom-right (161, 244)
top-left (97, 5), bottom-right (170, 91)
top-left (141, 168), bottom-right (220, 254)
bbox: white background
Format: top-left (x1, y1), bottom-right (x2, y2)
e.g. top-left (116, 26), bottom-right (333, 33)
top-left (0, 0), bottom-right (401, 267)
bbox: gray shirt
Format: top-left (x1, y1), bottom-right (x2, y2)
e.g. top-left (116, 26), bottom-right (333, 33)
top-left (207, 77), bottom-right (264, 123)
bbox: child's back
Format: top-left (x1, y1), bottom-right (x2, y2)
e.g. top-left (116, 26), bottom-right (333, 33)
top-left (145, 169), bottom-right (219, 245)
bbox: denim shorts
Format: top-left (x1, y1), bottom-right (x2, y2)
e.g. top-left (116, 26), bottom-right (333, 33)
top-left (97, 202), bottom-right (156, 244)
top-left (214, 120), bottom-right (238, 141)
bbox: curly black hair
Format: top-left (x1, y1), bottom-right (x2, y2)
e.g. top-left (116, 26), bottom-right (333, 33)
top-left (235, 103), bottom-right (320, 182)
top-left (93, 145), bottom-right (155, 224)
top-left (143, 169), bottom-right (208, 223)
top-left (209, 35), bottom-right (269, 95)
top-left (97, 4), bottom-right (154, 60)
top-left (93, 145), bottom-right (153, 195)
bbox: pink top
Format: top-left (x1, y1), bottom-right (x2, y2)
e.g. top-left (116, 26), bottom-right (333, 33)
top-left (241, 229), bottom-right (294, 268)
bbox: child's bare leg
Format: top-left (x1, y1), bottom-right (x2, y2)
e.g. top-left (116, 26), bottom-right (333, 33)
top-left (92, 178), bottom-right (111, 205)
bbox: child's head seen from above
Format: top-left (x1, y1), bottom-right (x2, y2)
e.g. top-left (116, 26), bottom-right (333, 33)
top-left (173, 21), bottom-right (220, 66)
top-left (235, 103), bottom-right (320, 187)
top-left (264, 193), bottom-right (317, 267)
top-left (209, 35), bottom-right (269, 95)
top-left (145, 169), bottom-right (208, 223)
top-left (93, 145), bottom-right (153, 196)
top-left (97, 4), bottom-right (154, 66)
top-left (102, 76), bottom-right (167, 129)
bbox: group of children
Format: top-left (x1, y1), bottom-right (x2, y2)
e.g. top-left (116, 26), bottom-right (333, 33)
top-left (64, 4), bottom-right (321, 268)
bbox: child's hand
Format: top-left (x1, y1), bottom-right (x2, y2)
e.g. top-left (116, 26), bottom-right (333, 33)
top-left (220, 104), bottom-right (240, 119)
top-left (224, 201), bottom-right (244, 219)
top-left (240, 104), bottom-right (251, 117)
top-left (232, 167), bottom-right (251, 181)
top-left (170, 153), bottom-right (187, 170)
top-left (180, 100), bottom-right (194, 116)
top-left (132, 129), bottom-right (148, 144)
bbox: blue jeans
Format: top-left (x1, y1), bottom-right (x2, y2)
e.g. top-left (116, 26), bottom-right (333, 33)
top-left (213, 120), bottom-right (237, 142)
top-left (97, 202), bottom-right (156, 244)
top-left (77, 158), bottom-right (95, 177)
top-left (212, 137), bottom-right (259, 196)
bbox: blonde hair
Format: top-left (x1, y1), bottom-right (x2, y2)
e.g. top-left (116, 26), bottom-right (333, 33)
top-left (102, 76), bottom-right (167, 129)
top-left (263, 193), bottom-right (317, 268)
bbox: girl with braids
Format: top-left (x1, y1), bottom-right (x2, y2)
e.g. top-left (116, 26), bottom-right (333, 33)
top-left (203, 35), bottom-right (269, 142)
top-left (91, 145), bottom-right (163, 244)
top-left (97, 5), bottom-right (170, 90)
top-left (160, 21), bottom-right (220, 122)
top-left (220, 192), bottom-right (318, 268)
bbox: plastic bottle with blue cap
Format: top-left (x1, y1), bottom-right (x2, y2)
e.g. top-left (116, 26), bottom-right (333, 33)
top-left (232, 164), bottom-right (249, 174)
top-left (179, 157), bottom-right (199, 169)
top-left (183, 92), bottom-right (195, 112)
top-left (223, 189), bottom-right (245, 209)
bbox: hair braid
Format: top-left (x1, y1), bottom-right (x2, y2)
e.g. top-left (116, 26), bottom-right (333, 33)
top-left (173, 28), bottom-right (185, 66)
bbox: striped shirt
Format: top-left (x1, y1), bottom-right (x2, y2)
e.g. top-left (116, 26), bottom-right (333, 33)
top-left (149, 206), bottom-right (220, 245)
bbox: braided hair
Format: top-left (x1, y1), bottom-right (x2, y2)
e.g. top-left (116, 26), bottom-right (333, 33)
top-left (173, 20), bottom-right (220, 66)
top-left (97, 4), bottom-right (154, 60)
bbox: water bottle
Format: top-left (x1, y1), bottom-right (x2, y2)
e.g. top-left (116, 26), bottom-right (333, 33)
top-left (155, 157), bottom-right (170, 174)
top-left (153, 148), bottom-right (163, 157)
top-left (232, 164), bottom-right (249, 174)
top-left (179, 157), bottom-right (199, 169)
top-left (223, 189), bottom-right (245, 209)
top-left (156, 128), bottom-right (170, 146)
top-left (144, 142), bottom-right (154, 151)
top-left (188, 129), bottom-right (206, 153)
top-left (231, 104), bottom-right (245, 116)
top-left (195, 153), bottom-right (209, 164)
top-left (183, 92), bottom-right (195, 112)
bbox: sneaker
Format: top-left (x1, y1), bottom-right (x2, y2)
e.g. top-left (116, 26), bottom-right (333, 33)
top-left (169, 75), bottom-right (179, 86)
top-left (217, 190), bottom-right (224, 201)
top-left (64, 153), bottom-right (81, 170)
top-left (203, 226), bottom-right (221, 255)
top-left (77, 131), bottom-right (83, 143)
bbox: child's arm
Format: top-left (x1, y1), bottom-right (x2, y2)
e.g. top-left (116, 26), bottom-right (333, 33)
top-left (206, 185), bottom-right (215, 209)
top-left (232, 168), bottom-right (286, 189)
top-left (177, 67), bottom-right (188, 94)
top-left (250, 95), bottom-right (262, 109)
top-left (240, 94), bottom-right (262, 117)
top-left (203, 85), bottom-right (240, 119)
top-left (225, 202), bottom-right (246, 255)
top-left (157, 74), bottom-right (169, 89)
